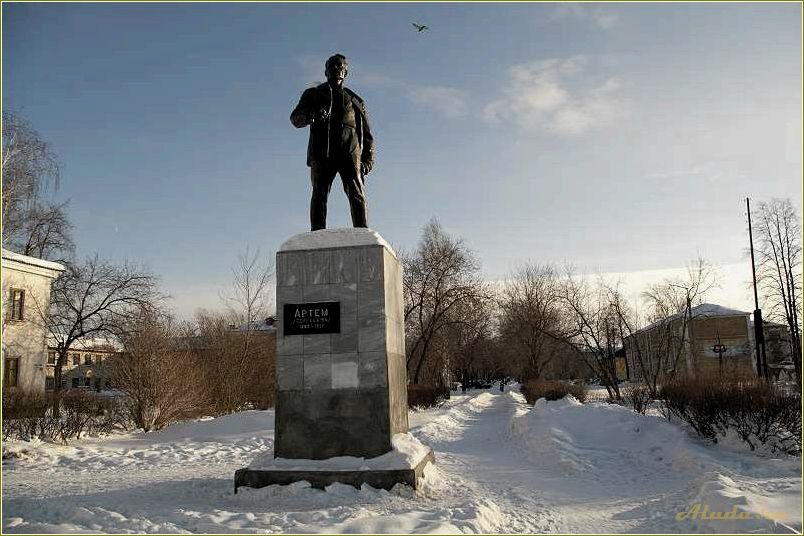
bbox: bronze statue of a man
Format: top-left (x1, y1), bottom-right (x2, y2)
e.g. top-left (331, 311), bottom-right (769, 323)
top-left (291, 54), bottom-right (375, 231)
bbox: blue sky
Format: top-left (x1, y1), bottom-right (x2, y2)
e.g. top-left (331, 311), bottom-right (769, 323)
top-left (3, 2), bottom-right (801, 317)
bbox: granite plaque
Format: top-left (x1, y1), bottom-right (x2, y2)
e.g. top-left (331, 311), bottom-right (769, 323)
top-left (284, 302), bottom-right (340, 336)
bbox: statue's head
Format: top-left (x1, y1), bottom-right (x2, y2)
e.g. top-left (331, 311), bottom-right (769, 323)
top-left (325, 54), bottom-right (348, 86)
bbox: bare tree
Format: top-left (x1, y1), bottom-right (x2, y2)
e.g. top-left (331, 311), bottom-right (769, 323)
top-left (14, 200), bottom-right (74, 262)
top-left (2, 111), bottom-right (66, 255)
top-left (221, 245), bottom-right (275, 328)
top-left (192, 247), bottom-right (276, 414)
top-left (638, 258), bottom-right (720, 378)
top-left (559, 269), bottom-right (623, 400)
top-left (30, 255), bottom-right (162, 405)
top-left (443, 291), bottom-right (496, 389)
top-left (402, 219), bottom-right (485, 385)
top-left (193, 310), bottom-right (277, 414)
top-left (753, 198), bottom-right (802, 385)
top-left (497, 263), bottom-right (567, 382)
top-left (606, 283), bottom-right (658, 394)
top-left (110, 310), bottom-right (203, 432)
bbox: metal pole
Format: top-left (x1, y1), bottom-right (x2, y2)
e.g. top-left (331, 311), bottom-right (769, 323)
top-left (747, 197), bottom-right (768, 380)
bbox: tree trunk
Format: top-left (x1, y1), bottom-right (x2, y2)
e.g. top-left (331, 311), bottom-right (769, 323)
top-left (52, 348), bottom-right (68, 417)
top-left (414, 332), bottom-right (434, 384)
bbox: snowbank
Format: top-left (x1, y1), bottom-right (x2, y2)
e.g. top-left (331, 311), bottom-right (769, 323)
top-left (249, 432), bottom-right (431, 471)
top-left (511, 395), bottom-right (705, 480)
top-left (685, 472), bottom-right (802, 533)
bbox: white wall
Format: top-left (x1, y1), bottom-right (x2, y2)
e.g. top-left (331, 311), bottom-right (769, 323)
top-left (2, 254), bottom-right (63, 394)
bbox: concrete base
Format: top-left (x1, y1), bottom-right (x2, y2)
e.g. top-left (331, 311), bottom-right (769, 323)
top-left (234, 449), bottom-right (434, 493)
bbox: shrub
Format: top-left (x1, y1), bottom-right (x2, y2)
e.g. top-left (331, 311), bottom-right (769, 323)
top-left (659, 374), bottom-right (801, 455)
top-left (622, 383), bottom-right (653, 415)
top-left (2, 390), bottom-right (126, 443)
top-left (111, 312), bottom-right (206, 431)
top-left (192, 312), bottom-right (277, 415)
top-left (521, 380), bottom-right (587, 405)
top-left (407, 384), bottom-right (449, 409)
top-left (2, 391), bottom-right (49, 420)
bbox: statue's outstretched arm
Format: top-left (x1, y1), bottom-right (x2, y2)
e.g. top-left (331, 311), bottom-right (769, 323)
top-left (291, 89), bottom-right (316, 128)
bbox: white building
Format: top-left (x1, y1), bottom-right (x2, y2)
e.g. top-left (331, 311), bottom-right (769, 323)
top-left (2, 249), bottom-right (64, 394)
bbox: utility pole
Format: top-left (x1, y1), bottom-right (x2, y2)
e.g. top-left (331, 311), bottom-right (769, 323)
top-left (747, 197), bottom-right (769, 380)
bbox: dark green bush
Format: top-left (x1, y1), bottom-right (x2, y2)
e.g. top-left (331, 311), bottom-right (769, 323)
top-left (521, 380), bottom-right (587, 404)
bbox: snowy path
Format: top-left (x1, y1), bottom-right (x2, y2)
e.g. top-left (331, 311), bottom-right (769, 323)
top-left (2, 389), bottom-right (801, 533)
top-left (412, 391), bottom-right (560, 533)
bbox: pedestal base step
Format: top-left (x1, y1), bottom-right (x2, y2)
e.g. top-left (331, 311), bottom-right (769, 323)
top-left (234, 449), bottom-right (434, 493)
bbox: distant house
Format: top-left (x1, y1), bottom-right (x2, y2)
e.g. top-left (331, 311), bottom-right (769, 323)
top-left (46, 338), bottom-right (120, 391)
top-left (2, 249), bottom-right (65, 394)
top-left (623, 303), bottom-right (755, 381)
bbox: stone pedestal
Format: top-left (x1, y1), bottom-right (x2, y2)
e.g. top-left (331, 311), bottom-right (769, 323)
top-left (234, 229), bottom-right (431, 493)
top-left (276, 228), bottom-right (408, 460)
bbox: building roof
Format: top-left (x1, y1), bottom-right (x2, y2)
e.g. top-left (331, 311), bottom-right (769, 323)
top-left (46, 336), bottom-right (122, 352)
top-left (691, 303), bottom-right (750, 317)
top-left (632, 303), bottom-right (750, 336)
top-left (2, 248), bottom-right (65, 272)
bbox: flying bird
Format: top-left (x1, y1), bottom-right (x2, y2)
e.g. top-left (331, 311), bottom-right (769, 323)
top-left (411, 22), bottom-right (429, 32)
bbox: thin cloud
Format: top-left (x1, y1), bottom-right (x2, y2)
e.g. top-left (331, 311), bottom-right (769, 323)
top-left (407, 85), bottom-right (468, 118)
top-left (550, 3), bottom-right (619, 29)
top-left (483, 56), bottom-right (627, 136)
top-left (360, 70), bottom-right (469, 119)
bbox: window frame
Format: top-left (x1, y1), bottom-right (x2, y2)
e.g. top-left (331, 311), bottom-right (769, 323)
top-left (4, 357), bottom-right (20, 387)
top-left (9, 288), bottom-right (25, 321)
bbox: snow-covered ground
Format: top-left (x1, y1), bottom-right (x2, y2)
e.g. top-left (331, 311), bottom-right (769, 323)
top-left (2, 390), bottom-right (801, 533)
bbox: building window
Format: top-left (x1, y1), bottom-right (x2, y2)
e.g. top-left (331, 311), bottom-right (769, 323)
top-left (46, 377), bottom-right (55, 390)
top-left (9, 289), bottom-right (24, 321)
top-left (3, 358), bottom-right (19, 387)
top-left (72, 353), bottom-right (80, 366)
top-left (71, 378), bottom-right (80, 388)
top-left (84, 377), bottom-right (91, 387)
top-left (47, 352), bottom-right (56, 365)
top-left (84, 354), bottom-right (93, 365)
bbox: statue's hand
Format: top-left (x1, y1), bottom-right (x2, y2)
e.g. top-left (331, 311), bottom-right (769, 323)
top-left (312, 108), bottom-right (330, 123)
top-left (361, 160), bottom-right (373, 176)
